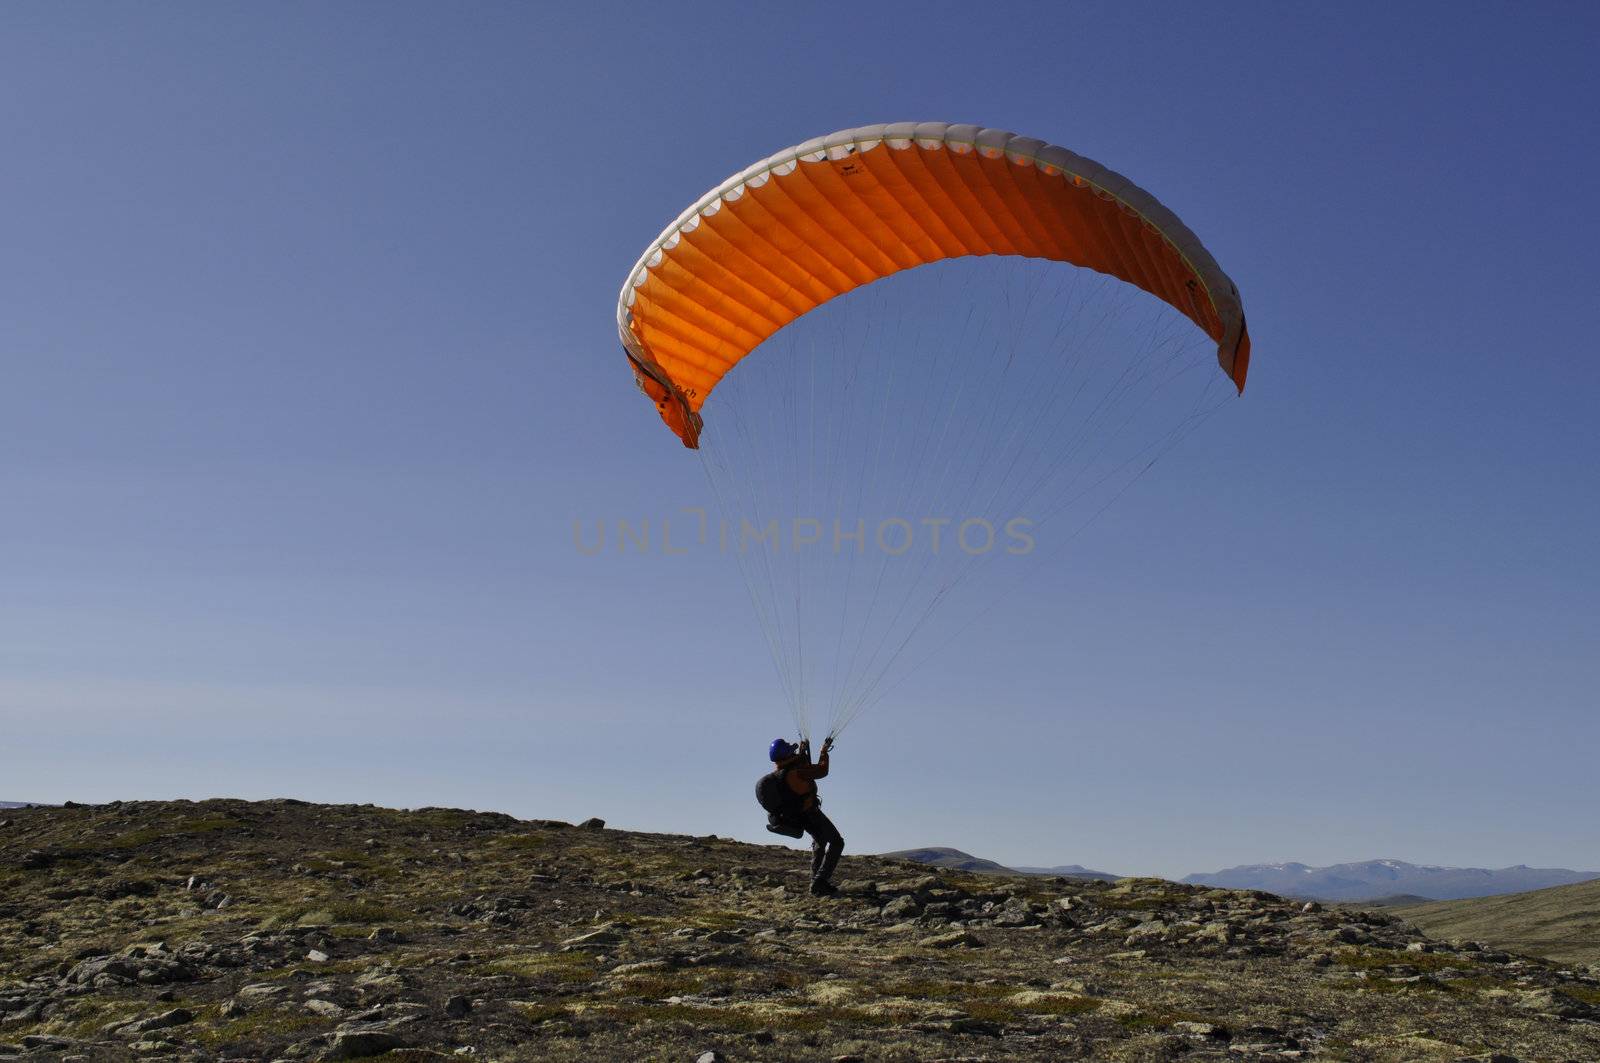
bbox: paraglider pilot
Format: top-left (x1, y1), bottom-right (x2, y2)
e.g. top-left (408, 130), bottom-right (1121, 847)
top-left (757, 737), bottom-right (843, 896)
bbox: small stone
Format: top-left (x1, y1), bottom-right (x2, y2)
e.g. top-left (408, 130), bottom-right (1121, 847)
top-left (444, 995), bottom-right (471, 1019)
top-left (881, 895), bottom-right (921, 919)
top-left (21, 1036), bottom-right (80, 1050)
top-left (323, 1024), bottom-right (408, 1060)
top-left (1193, 921), bottom-right (1238, 946)
top-left (122, 1008), bottom-right (194, 1034)
top-left (578, 817), bottom-right (606, 830)
top-left (918, 929), bottom-right (984, 949)
top-left (306, 949), bottom-right (331, 963)
top-left (696, 1053), bottom-right (725, 1063)
top-left (560, 929), bottom-right (623, 950)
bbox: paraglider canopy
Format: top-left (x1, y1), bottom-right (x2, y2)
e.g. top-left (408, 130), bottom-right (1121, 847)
top-left (617, 122), bottom-right (1250, 447)
top-left (615, 122), bottom-right (1253, 744)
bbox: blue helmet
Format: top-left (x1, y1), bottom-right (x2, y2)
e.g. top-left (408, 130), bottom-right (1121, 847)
top-left (769, 738), bottom-right (798, 762)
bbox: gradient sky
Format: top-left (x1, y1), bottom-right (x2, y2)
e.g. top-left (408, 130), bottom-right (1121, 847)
top-left (3, 2), bottom-right (1596, 879)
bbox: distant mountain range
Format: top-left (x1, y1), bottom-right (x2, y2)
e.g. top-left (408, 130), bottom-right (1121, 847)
top-left (886, 849), bottom-right (1598, 902)
top-left (882, 848), bottom-right (1119, 881)
top-left (0, 802), bottom-right (42, 809)
top-left (1181, 860), bottom-right (1599, 902)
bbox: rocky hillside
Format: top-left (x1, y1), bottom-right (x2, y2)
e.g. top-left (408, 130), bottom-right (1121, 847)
top-left (1400, 880), bottom-right (1600, 967)
top-left (3, 800), bottom-right (1600, 1062)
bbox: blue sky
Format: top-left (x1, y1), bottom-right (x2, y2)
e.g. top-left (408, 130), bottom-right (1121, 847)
top-left (2, 2), bottom-right (1596, 878)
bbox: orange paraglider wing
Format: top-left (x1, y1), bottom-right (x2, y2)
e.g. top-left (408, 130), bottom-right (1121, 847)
top-left (617, 123), bottom-right (1249, 448)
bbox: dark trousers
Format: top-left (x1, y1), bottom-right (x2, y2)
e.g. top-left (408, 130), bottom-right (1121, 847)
top-left (802, 807), bottom-right (844, 883)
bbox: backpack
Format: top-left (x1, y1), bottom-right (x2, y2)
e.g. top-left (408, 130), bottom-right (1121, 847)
top-left (756, 770), bottom-right (805, 838)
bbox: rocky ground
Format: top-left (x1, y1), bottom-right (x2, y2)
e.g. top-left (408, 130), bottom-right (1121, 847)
top-left (2, 800), bottom-right (1599, 1062)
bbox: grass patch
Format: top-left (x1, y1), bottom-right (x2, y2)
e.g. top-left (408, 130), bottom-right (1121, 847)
top-left (103, 816), bottom-right (244, 850)
top-left (45, 1000), bottom-right (146, 1040)
top-left (258, 893), bottom-right (407, 929)
top-left (489, 833), bottom-right (548, 852)
top-left (585, 1002), bottom-right (900, 1033)
top-left (627, 908), bottom-right (748, 933)
top-left (602, 971), bottom-right (709, 999)
top-left (197, 1007), bottom-right (325, 1046)
top-left (1116, 1007), bottom-right (1209, 1029)
top-left (1331, 977), bottom-right (1455, 996)
top-left (1097, 892), bottom-right (1190, 912)
top-left (295, 901), bottom-right (408, 925)
top-left (1564, 984), bottom-right (1600, 1007)
top-left (964, 996), bottom-right (1101, 1023)
top-left (1334, 947), bottom-right (1474, 973)
top-left (485, 950), bottom-right (598, 984)
top-left (734, 968), bottom-right (811, 994)
top-left (511, 1002), bottom-right (571, 1023)
top-left (410, 809), bottom-right (477, 830)
top-left (1439, 974), bottom-right (1519, 995)
top-left (879, 979), bottom-right (1102, 1023)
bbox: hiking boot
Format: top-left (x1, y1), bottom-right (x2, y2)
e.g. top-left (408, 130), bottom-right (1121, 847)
top-left (809, 879), bottom-right (838, 897)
